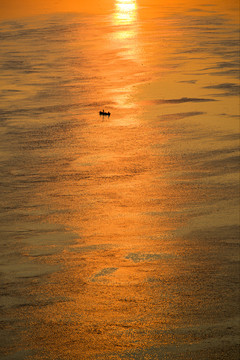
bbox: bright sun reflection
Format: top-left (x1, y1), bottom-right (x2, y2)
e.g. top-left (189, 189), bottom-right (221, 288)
top-left (111, 0), bottom-right (141, 117)
top-left (115, 0), bottom-right (137, 25)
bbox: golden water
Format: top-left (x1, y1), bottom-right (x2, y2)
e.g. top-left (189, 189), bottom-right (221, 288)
top-left (0, 1), bottom-right (239, 359)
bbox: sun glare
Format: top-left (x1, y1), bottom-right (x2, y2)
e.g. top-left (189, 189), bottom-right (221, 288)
top-left (114, 0), bottom-right (137, 25)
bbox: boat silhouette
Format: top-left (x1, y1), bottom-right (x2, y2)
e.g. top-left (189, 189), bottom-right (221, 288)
top-left (99, 110), bottom-right (111, 116)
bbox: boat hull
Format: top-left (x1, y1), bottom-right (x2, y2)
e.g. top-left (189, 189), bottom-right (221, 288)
top-left (99, 111), bottom-right (111, 116)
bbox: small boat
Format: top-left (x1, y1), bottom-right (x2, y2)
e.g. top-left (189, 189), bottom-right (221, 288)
top-left (99, 110), bottom-right (111, 116)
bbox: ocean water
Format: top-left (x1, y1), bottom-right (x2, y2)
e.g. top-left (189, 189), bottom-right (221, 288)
top-left (0, 1), bottom-right (239, 359)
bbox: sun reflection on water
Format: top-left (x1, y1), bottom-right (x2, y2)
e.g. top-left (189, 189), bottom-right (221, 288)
top-left (111, 0), bottom-right (142, 113)
top-left (114, 0), bottom-right (137, 25)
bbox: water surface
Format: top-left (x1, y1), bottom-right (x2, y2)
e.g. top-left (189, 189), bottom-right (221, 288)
top-left (0, 1), bottom-right (239, 359)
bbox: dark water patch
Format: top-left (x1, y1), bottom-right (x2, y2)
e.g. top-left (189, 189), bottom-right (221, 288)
top-left (173, 12), bottom-right (238, 70)
top-left (199, 40), bottom-right (239, 57)
top-left (1, 262), bottom-right (61, 279)
top-left (168, 145), bottom-right (239, 163)
top-left (0, 295), bottom-right (67, 309)
top-left (1, 59), bottom-right (34, 72)
top-left (189, 8), bottom-right (206, 12)
top-left (22, 229), bottom-right (77, 246)
top-left (178, 13), bottom-right (227, 28)
top-left (203, 58), bottom-right (239, 78)
top-left (5, 118), bottom-right (80, 140)
top-left (143, 97), bottom-right (216, 105)
top-left (1, 89), bottom-right (21, 93)
top-left (0, 20), bottom-right (25, 29)
top-left (0, 350), bottom-right (35, 360)
top-left (91, 267), bottom-right (118, 282)
top-left (203, 154), bottom-right (240, 175)
top-left (217, 133), bottom-right (239, 141)
top-left (177, 157), bottom-right (239, 179)
top-left (178, 79), bottom-right (197, 84)
top-left (94, 340), bottom-right (240, 360)
top-left (0, 223), bottom-right (77, 247)
top-left (204, 82), bottom-right (240, 96)
top-left (158, 111), bottom-right (205, 121)
top-left (205, 60), bottom-right (239, 70)
top-left (183, 225), bottom-right (240, 245)
top-left (218, 113), bottom-right (239, 119)
top-left (211, 69), bottom-right (240, 77)
top-left (158, 142), bottom-right (240, 182)
top-left (0, 19), bottom-right (83, 42)
top-left (125, 252), bottom-right (173, 263)
top-left (0, 102), bottom-right (89, 117)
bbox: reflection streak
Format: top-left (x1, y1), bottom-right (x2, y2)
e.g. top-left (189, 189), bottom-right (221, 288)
top-left (111, 0), bottom-right (141, 110)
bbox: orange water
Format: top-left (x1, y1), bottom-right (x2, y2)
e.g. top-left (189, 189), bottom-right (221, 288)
top-left (0, 1), bottom-right (239, 359)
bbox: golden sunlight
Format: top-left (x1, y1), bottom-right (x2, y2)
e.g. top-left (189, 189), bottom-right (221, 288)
top-left (114, 0), bottom-right (137, 25)
top-left (110, 0), bottom-right (142, 113)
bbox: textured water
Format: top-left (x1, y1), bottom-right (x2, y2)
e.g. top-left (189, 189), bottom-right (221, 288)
top-left (0, 1), bottom-right (239, 359)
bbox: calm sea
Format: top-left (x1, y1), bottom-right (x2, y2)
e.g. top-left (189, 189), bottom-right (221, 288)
top-left (0, 1), bottom-right (239, 359)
